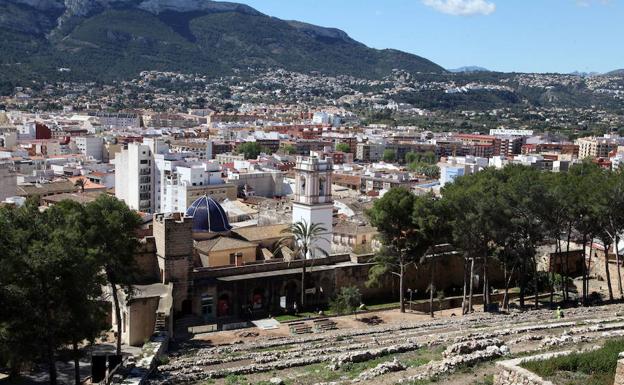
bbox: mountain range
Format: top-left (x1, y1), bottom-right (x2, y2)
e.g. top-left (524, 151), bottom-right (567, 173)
top-left (0, 0), bottom-right (445, 86)
top-left (448, 66), bottom-right (490, 73)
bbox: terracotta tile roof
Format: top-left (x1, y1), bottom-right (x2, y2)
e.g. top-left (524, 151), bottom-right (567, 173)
top-left (68, 176), bottom-right (107, 190)
top-left (233, 223), bottom-right (290, 242)
top-left (41, 191), bottom-right (103, 204)
top-left (333, 221), bottom-right (377, 236)
top-left (16, 180), bottom-right (76, 196)
top-left (196, 236), bottom-right (258, 254)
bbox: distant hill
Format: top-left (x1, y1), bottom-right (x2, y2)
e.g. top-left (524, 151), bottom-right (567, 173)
top-left (448, 66), bottom-right (490, 73)
top-left (0, 0), bottom-right (445, 86)
top-left (606, 69), bottom-right (624, 76)
top-left (569, 71), bottom-right (600, 77)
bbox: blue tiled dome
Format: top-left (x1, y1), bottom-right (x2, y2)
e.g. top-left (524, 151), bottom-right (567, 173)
top-left (185, 195), bottom-right (232, 233)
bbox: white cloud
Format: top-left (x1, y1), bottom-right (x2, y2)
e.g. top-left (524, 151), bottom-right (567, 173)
top-left (422, 0), bottom-right (496, 16)
top-left (576, 0), bottom-right (610, 6)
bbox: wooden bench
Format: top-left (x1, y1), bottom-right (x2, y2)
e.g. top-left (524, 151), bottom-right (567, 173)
top-left (289, 321), bottom-right (312, 334)
top-left (312, 318), bottom-right (337, 332)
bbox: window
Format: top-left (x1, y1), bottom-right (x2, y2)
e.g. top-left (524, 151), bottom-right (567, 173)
top-left (229, 253), bottom-right (236, 265)
top-left (140, 159), bottom-right (148, 164)
top-left (201, 295), bottom-right (214, 316)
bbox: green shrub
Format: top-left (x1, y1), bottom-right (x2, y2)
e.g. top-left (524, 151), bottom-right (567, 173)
top-left (521, 339), bottom-right (624, 385)
top-left (330, 286), bottom-right (362, 316)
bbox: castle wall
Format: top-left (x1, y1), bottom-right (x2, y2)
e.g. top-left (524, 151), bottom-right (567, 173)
top-left (153, 213), bottom-right (194, 314)
top-left (135, 237), bottom-right (159, 283)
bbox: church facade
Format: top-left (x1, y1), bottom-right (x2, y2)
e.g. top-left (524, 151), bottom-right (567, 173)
top-left (116, 156), bottom-right (387, 344)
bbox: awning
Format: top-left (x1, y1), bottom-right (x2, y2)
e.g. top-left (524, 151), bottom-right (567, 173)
top-left (216, 262), bottom-right (358, 282)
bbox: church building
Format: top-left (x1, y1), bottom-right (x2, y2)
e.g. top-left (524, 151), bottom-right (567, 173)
top-left (113, 156), bottom-right (385, 345)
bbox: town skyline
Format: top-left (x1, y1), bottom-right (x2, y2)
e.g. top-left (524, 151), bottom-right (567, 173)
top-left (3, 2), bottom-right (624, 384)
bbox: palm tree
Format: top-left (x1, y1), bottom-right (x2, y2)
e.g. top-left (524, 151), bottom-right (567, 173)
top-left (74, 178), bottom-right (86, 193)
top-left (276, 220), bottom-right (328, 310)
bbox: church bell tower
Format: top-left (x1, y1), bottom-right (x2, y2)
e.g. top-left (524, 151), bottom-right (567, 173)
top-left (292, 155), bottom-right (333, 256)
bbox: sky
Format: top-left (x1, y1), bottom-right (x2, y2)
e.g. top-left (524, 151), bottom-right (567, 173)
top-left (241, 0), bottom-right (623, 74)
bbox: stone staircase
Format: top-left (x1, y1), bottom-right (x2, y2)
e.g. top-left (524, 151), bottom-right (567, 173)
top-left (173, 314), bottom-right (204, 340)
top-left (154, 312), bottom-right (167, 333)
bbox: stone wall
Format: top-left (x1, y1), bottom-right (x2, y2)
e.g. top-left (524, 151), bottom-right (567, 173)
top-left (495, 352), bottom-right (571, 385)
top-left (153, 213), bottom-right (193, 259)
top-left (135, 237), bottom-right (159, 283)
top-left (590, 249), bottom-right (623, 292)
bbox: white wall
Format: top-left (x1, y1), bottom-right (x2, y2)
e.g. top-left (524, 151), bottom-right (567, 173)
top-left (292, 202), bottom-right (333, 257)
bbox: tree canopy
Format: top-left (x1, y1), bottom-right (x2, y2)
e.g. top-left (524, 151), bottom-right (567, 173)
top-left (336, 142), bottom-right (351, 153)
top-left (236, 141), bottom-right (269, 159)
top-left (369, 161), bottom-right (622, 313)
top-left (382, 149), bottom-right (396, 163)
top-left (0, 194), bottom-right (142, 384)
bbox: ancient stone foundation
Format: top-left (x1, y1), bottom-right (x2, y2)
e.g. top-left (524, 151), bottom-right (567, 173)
top-left (494, 351), bottom-right (571, 385)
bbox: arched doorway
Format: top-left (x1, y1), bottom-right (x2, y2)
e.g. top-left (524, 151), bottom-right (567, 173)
top-left (217, 293), bottom-right (231, 317)
top-left (305, 277), bottom-right (319, 307)
top-left (284, 280), bottom-right (299, 311)
top-left (319, 277), bottom-right (333, 303)
top-left (181, 299), bottom-right (192, 315)
top-left (251, 288), bottom-right (265, 310)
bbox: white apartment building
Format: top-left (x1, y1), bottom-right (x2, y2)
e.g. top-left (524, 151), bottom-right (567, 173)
top-left (114, 139), bottom-right (168, 213)
top-left (170, 140), bottom-right (213, 160)
top-left (74, 136), bottom-right (104, 161)
top-left (91, 112), bottom-right (141, 128)
top-left (226, 160), bottom-right (285, 197)
top-left (489, 128), bottom-right (534, 136)
top-left (312, 112), bottom-right (330, 125)
top-left (438, 156), bottom-right (489, 187)
top-left (159, 162), bottom-right (235, 213)
top-left (116, 138), bottom-right (233, 213)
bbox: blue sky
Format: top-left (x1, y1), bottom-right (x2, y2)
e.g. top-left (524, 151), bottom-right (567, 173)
top-left (241, 0), bottom-right (623, 74)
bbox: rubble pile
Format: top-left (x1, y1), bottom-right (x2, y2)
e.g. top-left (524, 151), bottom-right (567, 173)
top-left (353, 358), bottom-right (406, 382)
top-left (328, 340), bottom-right (420, 370)
top-left (443, 338), bottom-right (503, 358)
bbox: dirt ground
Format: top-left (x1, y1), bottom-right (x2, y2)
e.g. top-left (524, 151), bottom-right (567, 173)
top-left (152, 279), bottom-right (624, 385)
top-left (197, 307), bottom-right (475, 346)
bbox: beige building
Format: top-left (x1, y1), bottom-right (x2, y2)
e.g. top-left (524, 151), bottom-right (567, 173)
top-left (196, 237), bottom-right (258, 267)
top-left (332, 221), bottom-right (378, 252)
top-left (232, 223), bottom-right (289, 248)
top-left (575, 136), bottom-right (621, 159)
top-left (182, 183), bottom-right (237, 207)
